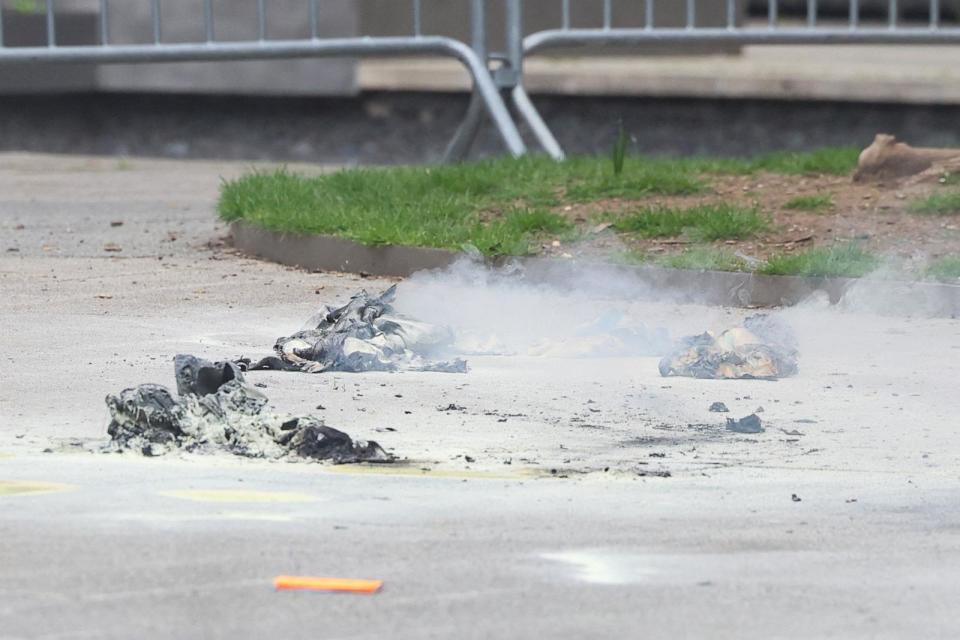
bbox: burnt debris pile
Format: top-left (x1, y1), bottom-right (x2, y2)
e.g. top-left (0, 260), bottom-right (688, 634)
top-left (659, 314), bottom-right (799, 380)
top-left (106, 354), bottom-right (391, 462)
top-left (248, 285), bottom-right (467, 374)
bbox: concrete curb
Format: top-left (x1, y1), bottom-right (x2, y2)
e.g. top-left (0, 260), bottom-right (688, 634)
top-left (230, 221), bottom-right (960, 314)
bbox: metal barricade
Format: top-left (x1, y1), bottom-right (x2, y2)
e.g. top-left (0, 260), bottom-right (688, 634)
top-left (509, 0), bottom-right (960, 160)
top-left (0, 0), bottom-right (527, 157)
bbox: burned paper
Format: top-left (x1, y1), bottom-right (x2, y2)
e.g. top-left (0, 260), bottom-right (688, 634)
top-left (106, 355), bottom-right (391, 463)
top-left (659, 315), bottom-right (799, 380)
top-left (248, 285), bottom-right (467, 374)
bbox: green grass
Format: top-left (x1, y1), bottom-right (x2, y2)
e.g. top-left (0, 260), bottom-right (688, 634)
top-left (657, 247), bottom-right (747, 272)
top-left (941, 173), bottom-right (960, 186)
top-left (671, 147), bottom-right (860, 176)
top-left (759, 244), bottom-right (880, 278)
top-left (612, 203), bottom-right (768, 241)
top-left (784, 194), bottom-right (834, 212)
top-left (219, 148), bottom-right (858, 256)
top-left (910, 190), bottom-right (960, 215)
top-left (926, 255), bottom-right (960, 282)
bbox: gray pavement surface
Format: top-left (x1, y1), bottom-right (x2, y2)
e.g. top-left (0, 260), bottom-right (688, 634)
top-left (2, 154), bottom-right (960, 639)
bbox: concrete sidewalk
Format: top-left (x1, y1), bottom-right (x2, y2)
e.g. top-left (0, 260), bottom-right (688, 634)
top-left (1, 154), bottom-right (959, 638)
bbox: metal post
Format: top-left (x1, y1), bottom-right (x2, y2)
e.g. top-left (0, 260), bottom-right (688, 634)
top-left (769, 0), bottom-right (778, 28)
top-left (930, 0), bottom-right (940, 29)
top-left (727, 0), bottom-right (737, 29)
top-left (309, 0), bottom-right (319, 40)
top-left (889, 0), bottom-right (898, 28)
top-left (603, 0), bottom-right (612, 30)
top-left (46, 0), bottom-right (56, 47)
top-left (203, 0), bottom-right (214, 42)
top-left (645, 0), bottom-right (654, 29)
top-left (151, 0), bottom-right (162, 44)
top-left (0, 5), bottom-right (4, 48)
top-left (257, 0), bottom-right (266, 41)
top-left (808, 0), bottom-right (818, 27)
top-left (413, 0), bottom-right (422, 37)
top-left (443, 0), bottom-right (488, 162)
top-left (850, 0), bottom-right (860, 29)
top-left (99, 0), bottom-right (109, 45)
top-left (686, 0), bottom-right (695, 29)
top-left (562, 0), bottom-right (570, 30)
top-left (510, 0), bottom-right (563, 160)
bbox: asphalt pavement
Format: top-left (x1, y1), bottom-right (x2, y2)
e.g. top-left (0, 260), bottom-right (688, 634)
top-left (1, 153), bottom-right (959, 639)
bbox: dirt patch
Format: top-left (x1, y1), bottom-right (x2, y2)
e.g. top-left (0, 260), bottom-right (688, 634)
top-left (542, 171), bottom-right (960, 263)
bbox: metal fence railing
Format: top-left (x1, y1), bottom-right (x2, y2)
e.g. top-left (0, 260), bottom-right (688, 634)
top-left (511, 0), bottom-right (960, 160)
top-left (2, 1), bottom-right (960, 162)
top-left (0, 0), bottom-right (527, 158)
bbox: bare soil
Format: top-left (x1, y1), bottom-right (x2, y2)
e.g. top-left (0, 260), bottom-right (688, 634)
top-left (541, 172), bottom-right (960, 263)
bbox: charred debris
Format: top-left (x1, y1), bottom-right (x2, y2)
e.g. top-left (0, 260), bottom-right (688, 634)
top-left (106, 355), bottom-right (392, 463)
top-left (245, 285), bottom-right (467, 374)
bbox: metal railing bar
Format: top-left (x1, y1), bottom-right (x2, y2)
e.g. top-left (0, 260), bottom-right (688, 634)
top-left (309, 0), bottom-right (319, 39)
top-left (46, 0), bottom-right (56, 47)
top-left (769, 0), bottom-right (778, 29)
top-left (808, 0), bottom-right (818, 27)
top-left (151, 0), bottom-right (162, 44)
top-left (413, 0), bottom-right (422, 37)
top-left (889, 0), bottom-right (897, 29)
top-left (603, 0), bottom-right (612, 30)
top-left (562, 0), bottom-right (570, 30)
top-left (850, 0), bottom-right (859, 29)
top-left (523, 26), bottom-right (960, 55)
top-left (645, 0), bottom-right (654, 29)
top-left (727, 0), bottom-right (737, 30)
top-left (686, 0), bottom-right (695, 29)
top-left (0, 5), bottom-right (5, 48)
top-left (930, 0), bottom-right (940, 29)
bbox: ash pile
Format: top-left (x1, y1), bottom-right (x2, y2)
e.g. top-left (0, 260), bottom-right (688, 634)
top-left (247, 285), bottom-right (467, 374)
top-left (659, 314), bottom-right (799, 380)
top-left (106, 355), bottom-right (391, 463)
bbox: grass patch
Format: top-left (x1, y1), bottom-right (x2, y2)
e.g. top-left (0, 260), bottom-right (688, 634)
top-left (760, 243), bottom-right (880, 278)
top-left (926, 255), bottom-right (960, 282)
top-left (657, 247), bottom-right (747, 272)
top-left (941, 172), bottom-right (960, 186)
top-left (219, 148), bottom-right (857, 256)
top-left (784, 194), bottom-right (834, 212)
top-left (910, 190), bottom-right (960, 215)
top-left (613, 203), bottom-right (767, 241)
top-left (673, 147), bottom-right (859, 176)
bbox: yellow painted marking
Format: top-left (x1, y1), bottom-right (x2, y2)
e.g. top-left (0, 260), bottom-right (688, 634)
top-left (0, 452), bottom-right (14, 459)
top-left (159, 489), bottom-right (316, 503)
top-left (0, 480), bottom-right (73, 497)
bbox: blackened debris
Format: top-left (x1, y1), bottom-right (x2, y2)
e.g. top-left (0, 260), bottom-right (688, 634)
top-left (660, 314), bottom-right (799, 380)
top-left (708, 402), bottom-right (730, 413)
top-left (248, 285), bottom-right (467, 374)
top-left (725, 413), bottom-right (764, 434)
top-left (106, 355), bottom-right (391, 463)
top-left (174, 354), bottom-right (244, 396)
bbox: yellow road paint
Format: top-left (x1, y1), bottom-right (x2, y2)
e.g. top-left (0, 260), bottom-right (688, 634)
top-left (159, 489), bottom-right (317, 503)
top-left (0, 480), bottom-right (73, 497)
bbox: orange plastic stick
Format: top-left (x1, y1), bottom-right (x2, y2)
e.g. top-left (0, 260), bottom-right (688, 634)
top-left (273, 575), bottom-right (383, 594)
